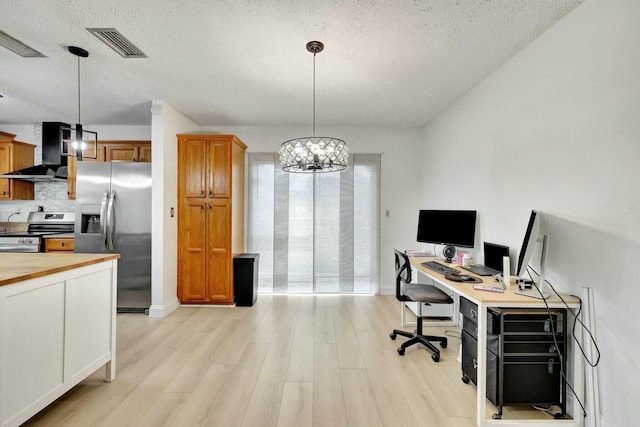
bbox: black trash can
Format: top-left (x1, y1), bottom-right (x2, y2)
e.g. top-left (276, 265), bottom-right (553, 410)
top-left (234, 253), bottom-right (260, 306)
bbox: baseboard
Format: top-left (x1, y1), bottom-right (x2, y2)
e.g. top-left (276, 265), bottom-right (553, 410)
top-left (378, 286), bottom-right (394, 295)
top-left (147, 298), bottom-right (180, 318)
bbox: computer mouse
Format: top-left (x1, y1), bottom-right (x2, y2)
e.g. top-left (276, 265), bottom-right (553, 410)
top-left (460, 275), bottom-right (475, 282)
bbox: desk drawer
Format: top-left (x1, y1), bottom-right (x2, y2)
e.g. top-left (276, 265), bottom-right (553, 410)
top-left (503, 337), bottom-right (564, 357)
top-left (502, 311), bottom-right (565, 335)
top-left (460, 296), bottom-right (500, 335)
top-left (462, 316), bottom-right (500, 354)
top-left (502, 357), bottom-right (562, 405)
top-left (461, 330), bottom-right (499, 406)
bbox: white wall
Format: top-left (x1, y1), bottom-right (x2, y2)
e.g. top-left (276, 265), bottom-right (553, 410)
top-left (200, 125), bottom-right (423, 294)
top-left (148, 102), bottom-right (198, 317)
top-left (418, 0), bottom-right (639, 426)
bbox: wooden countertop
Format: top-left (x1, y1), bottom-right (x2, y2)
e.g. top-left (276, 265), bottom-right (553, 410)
top-left (0, 253), bottom-right (120, 287)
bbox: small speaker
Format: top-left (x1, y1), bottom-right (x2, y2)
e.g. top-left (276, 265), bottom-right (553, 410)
top-left (443, 245), bottom-right (456, 263)
top-left (502, 256), bottom-right (510, 287)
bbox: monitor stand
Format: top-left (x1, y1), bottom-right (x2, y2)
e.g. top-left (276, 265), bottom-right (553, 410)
top-left (514, 235), bottom-right (551, 300)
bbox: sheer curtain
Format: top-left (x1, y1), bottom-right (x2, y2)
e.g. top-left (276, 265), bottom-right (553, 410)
top-left (248, 153), bottom-right (380, 294)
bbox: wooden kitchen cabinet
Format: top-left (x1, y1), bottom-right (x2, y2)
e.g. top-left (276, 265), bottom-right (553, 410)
top-left (45, 237), bottom-right (75, 252)
top-left (104, 141), bottom-right (151, 162)
top-left (66, 140), bottom-right (150, 199)
top-left (0, 131), bottom-right (35, 200)
top-left (177, 134), bottom-right (246, 304)
top-left (67, 145), bottom-right (106, 200)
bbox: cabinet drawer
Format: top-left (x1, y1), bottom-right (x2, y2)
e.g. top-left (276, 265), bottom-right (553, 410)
top-left (45, 238), bottom-right (75, 252)
top-left (502, 357), bottom-right (562, 405)
top-left (463, 316), bottom-right (500, 354)
top-left (503, 336), bottom-right (564, 357)
top-left (460, 296), bottom-right (500, 335)
top-left (461, 330), bottom-right (499, 406)
top-left (502, 310), bottom-right (565, 335)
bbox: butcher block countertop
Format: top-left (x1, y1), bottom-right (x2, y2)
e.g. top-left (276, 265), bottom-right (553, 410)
top-left (0, 253), bottom-right (120, 287)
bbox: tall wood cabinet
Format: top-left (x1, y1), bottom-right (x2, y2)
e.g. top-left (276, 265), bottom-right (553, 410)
top-left (0, 131), bottom-right (35, 200)
top-left (177, 134), bottom-right (246, 304)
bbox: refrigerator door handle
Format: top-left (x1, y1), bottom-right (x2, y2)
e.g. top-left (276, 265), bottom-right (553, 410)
top-left (100, 189), bottom-right (109, 247)
top-left (106, 189), bottom-right (116, 251)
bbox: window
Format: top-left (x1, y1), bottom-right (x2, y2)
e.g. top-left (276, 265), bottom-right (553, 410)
top-left (248, 153), bottom-right (380, 294)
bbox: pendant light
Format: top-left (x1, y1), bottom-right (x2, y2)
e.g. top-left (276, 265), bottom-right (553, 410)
top-left (60, 46), bottom-right (97, 160)
top-left (279, 41), bottom-right (348, 173)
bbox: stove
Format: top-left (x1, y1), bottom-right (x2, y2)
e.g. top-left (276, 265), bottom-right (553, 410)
top-left (0, 211), bottom-right (75, 252)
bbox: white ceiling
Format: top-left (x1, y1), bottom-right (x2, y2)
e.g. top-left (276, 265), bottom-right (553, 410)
top-left (0, 0), bottom-right (583, 128)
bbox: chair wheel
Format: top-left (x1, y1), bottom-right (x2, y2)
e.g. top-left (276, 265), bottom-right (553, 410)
top-left (431, 352), bottom-right (440, 362)
top-left (389, 332), bottom-right (397, 340)
top-left (397, 347), bottom-right (405, 356)
top-left (462, 375), bottom-right (470, 384)
top-left (492, 414), bottom-right (502, 420)
top-left (440, 338), bottom-right (448, 349)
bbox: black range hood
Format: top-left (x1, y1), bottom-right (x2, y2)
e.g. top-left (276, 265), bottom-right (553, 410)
top-left (0, 122), bottom-right (70, 182)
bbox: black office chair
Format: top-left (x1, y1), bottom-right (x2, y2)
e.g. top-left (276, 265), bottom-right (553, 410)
top-left (389, 249), bottom-right (453, 362)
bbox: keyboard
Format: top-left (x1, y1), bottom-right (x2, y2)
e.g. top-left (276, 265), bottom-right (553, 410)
top-left (420, 261), bottom-right (460, 276)
top-left (461, 264), bottom-right (500, 276)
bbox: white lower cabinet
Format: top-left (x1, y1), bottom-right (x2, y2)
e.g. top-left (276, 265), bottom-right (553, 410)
top-left (0, 260), bottom-right (117, 427)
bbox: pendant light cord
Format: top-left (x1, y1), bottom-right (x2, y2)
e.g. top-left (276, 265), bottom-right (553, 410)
top-left (77, 54), bottom-right (81, 124)
top-left (312, 51), bottom-right (316, 137)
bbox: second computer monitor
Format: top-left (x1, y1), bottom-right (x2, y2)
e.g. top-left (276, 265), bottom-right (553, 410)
top-left (484, 242), bottom-right (510, 273)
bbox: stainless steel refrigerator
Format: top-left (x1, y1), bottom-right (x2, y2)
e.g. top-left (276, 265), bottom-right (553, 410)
top-left (74, 162), bottom-right (152, 313)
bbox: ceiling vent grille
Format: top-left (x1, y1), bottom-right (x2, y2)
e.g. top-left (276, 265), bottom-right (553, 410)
top-left (0, 30), bottom-right (46, 57)
top-left (86, 28), bottom-right (147, 58)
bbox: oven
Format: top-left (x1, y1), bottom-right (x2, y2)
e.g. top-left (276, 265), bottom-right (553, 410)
top-left (0, 212), bottom-right (75, 253)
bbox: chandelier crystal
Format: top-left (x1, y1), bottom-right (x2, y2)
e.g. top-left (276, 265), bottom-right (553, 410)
top-left (280, 41), bottom-right (348, 173)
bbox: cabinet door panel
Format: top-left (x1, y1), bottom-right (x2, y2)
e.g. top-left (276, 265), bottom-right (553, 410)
top-left (0, 143), bottom-right (11, 198)
top-left (83, 145), bottom-right (107, 162)
top-left (208, 140), bottom-right (230, 198)
top-left (67, 146), bottom-right (106, 200)
top-left (106, 145), bottom-right (138, 162)
top-left (179, 139), bottom-right (207, 198)
top-left (0, 141), bottom-right (35, 200)
top-left (178, 201), bottom-right (207, 301)
top-left (206, 200), bottom-right (231, 302)
top-left (207, 251), bottom-right (231, 302)
top-left (139, 145), bottom-right (152, 162)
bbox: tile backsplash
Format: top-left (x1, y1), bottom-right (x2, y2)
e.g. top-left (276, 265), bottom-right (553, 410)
top-left (0, 181), bottom-right (76, 221)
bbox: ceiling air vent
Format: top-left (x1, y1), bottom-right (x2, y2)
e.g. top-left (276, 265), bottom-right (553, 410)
top-left (0, 30), bottom-right (46, 57)
top-left (86, 28), bottom-right (147, 58)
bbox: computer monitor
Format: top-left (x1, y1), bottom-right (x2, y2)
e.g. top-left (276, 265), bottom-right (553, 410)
top-left (484, 242), bottom-right (510, 273)
top-left (417, 210), bottom-right (477, 262)
top-left (516, 210), bottom-right (540, 277)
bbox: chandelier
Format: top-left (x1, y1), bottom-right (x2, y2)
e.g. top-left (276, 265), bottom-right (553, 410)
top-left (60, 46), bottom-right (98, 160)
top-left (280, 41), bottom-right (348, 173)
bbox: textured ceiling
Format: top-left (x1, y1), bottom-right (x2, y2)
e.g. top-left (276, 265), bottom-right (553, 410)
top-left (0, 0), bottom-right (583, 127)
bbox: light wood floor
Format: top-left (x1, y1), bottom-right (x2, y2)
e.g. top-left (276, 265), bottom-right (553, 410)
top-left (24, 295), bottom-right (555, 427)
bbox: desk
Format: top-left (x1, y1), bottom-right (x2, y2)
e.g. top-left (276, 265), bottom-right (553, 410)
top-left (409, 257), bottom-right (583, 427)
